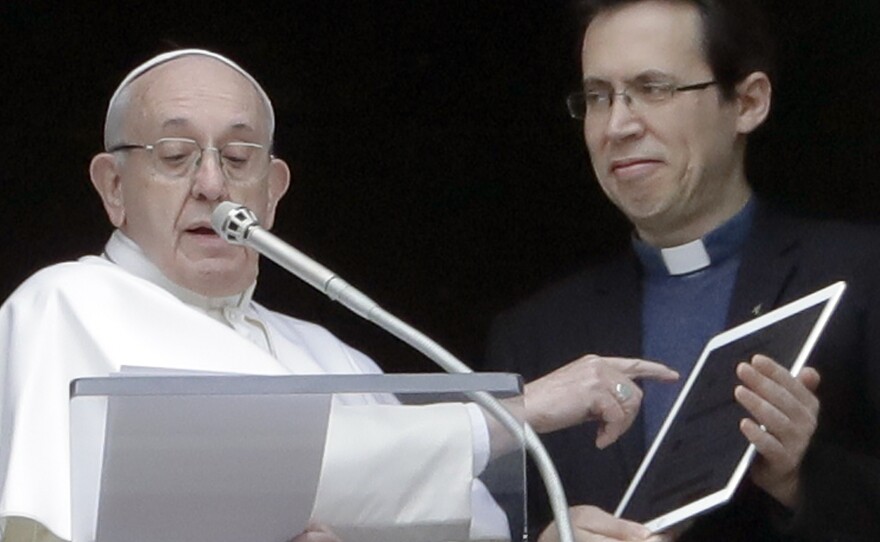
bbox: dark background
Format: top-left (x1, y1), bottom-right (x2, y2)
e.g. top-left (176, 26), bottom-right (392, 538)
top-left (2, 1), bottom-right (879, 373)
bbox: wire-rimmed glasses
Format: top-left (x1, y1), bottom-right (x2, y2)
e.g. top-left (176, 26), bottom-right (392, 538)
top-left (108, 137), bottom-right (271, 182)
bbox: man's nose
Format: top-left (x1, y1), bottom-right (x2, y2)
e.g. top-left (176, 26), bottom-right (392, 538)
top-left (190, 148), bottom-right (229, 201)
top-left (604, 94), bottom-right (644, 141)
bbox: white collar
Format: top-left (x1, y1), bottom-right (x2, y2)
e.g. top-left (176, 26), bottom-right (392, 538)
top-left (659, 238), bottom-right (711, 276)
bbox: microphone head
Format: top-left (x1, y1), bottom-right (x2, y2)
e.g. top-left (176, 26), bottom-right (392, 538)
top-left (211, 201), bottom-right (260, 245)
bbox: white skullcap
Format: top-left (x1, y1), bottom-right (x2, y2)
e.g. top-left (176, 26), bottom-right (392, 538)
top-left (103, 48), bottom-right (275, 150)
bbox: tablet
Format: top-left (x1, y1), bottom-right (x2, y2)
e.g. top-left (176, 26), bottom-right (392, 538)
top-left (615, 281), bottom-right (846, 532)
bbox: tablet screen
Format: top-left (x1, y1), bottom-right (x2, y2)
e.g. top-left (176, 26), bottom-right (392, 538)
top-left (615, 281), bottom-right (846, 531)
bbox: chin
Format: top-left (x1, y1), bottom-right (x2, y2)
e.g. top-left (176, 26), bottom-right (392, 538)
top-left (178, 260), bottom-right (257, 297)
top-left (188, 275), bottom-right (254, 297)
top-left (620, 197), bottom-right (671, 222)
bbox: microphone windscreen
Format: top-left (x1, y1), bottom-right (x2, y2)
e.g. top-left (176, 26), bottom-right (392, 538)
top-left (212, 201), bottom-right (259, 244)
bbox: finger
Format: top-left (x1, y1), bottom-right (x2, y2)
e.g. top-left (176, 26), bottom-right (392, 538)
top-left (797, 366), bottom-right (821, 393)
top-left (595, 392), bottom-right (631, 448)
top-left (735, 354), bottom-right (818, 480)
top-left (537, 521), bottom-right (559, 542)
top-left (289, 532), bottom-right (341, 542)
top-left (739, 415), bottom-right (785, 459)
top-left (616, 380), bottom-right (644, 411)
top-left (734, 372), bottom-right (814, 455)
top-left (735, 380), bottom-right (812, 472)
top-left (290, 524), bottom-right (342, 542)
top-left (737, 361), bottom-right (799, 422)
top-left (739, 358), bottom-right (819, 424)
top-left (750, 356), bottom-right (819, 411)
top-left (597, 377), bottom-right (646, 448)
top-left (567, 505), bottom-right (654, 540)
top-left (740, 416), bottom-right (803, 507)
top-left (734, 371), bottom-right (791, 431)
top-left (538, 523), bottom-right (632, 542)
top-left (603, 357), bottom-right (679, 382)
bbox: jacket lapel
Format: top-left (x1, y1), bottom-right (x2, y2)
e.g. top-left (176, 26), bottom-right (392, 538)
top-left (727, 204), bottom-right (802, 326)
top-left (592, 253), bottom-right (648, 476)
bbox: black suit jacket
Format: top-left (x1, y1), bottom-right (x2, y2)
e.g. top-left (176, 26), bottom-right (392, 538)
top-left (485, 204), bottom-right (880, 541)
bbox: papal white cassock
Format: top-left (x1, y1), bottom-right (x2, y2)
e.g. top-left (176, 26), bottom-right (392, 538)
top-left (0, 231), bottom-right (506, 542)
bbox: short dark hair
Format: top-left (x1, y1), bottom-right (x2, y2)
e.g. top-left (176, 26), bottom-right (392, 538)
top-left (578, 0), bottom-right (775, 99)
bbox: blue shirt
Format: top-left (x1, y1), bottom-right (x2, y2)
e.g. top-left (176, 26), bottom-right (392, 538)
top-left (636, 200), bottom-right (756, 444)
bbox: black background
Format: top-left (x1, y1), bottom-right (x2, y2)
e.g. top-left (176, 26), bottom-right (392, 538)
top-left (2, 1), bottom-right (879, 373)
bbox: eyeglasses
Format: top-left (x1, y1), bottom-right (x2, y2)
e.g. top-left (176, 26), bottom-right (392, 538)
top-left (566, 80), bottom-right (717, 120)
top-left (108, 137), bottom-right (271, 182)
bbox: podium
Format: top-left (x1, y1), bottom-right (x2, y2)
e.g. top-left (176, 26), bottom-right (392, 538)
top-left (69, 373), bottom-right (526, 542)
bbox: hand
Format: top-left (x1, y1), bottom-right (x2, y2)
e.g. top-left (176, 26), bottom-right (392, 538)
top-left (525, 354), bottom-right (678, 448)
top-left (538, 505), bottom-right (673, 542)
top-left (735, 354), bottom-right (821, 508)
top-left (288, 523), bottom-right (342, 542)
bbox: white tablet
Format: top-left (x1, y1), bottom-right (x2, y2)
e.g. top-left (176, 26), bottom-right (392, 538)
top-left (615, 281), bottom-right (847, 532)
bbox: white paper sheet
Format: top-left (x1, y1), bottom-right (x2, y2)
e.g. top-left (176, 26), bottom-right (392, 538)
top-left (72, 374), bottom-right (331, 542)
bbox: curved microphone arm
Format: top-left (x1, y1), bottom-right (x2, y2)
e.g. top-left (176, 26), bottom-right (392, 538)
top-left (212, 201), bottom-right (574, 542)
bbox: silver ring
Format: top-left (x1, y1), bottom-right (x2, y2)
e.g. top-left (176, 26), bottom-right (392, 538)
top-left (614, 382), bottom-right (632, 403)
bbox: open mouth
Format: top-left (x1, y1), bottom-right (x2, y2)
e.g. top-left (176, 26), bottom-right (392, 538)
top-left (186, 226), bottom-right (218, 236)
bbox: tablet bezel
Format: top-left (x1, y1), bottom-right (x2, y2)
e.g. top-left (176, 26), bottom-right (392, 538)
top-left (614, 281), bottom-right (847, 532)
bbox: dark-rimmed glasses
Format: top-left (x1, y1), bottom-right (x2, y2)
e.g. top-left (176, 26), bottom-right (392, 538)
top-left (566, 80), bottom-right (717, 121)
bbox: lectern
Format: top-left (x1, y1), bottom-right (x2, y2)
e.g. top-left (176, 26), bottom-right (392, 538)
top-left (70, 373), bottom-right (525, 542)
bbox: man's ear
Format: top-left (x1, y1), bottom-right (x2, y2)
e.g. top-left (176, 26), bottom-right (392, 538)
top-left (734, 71), bottom-right (772, 135)
top-left (262, 157), bottom-right (291, 230)
top-left (89, 152), bottom-right (126, 227)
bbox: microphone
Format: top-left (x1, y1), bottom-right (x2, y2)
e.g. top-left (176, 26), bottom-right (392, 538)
top-left (212, 201), bottom-right (575, 542)
top-left (212, 201), bottom-right (379, 321)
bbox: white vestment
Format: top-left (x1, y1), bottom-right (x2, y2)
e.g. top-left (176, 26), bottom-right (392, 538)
top-left (0, 232), bottom-right (506, 542)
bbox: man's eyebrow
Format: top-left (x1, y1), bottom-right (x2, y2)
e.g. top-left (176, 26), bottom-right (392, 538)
top-left (630, 70), bottom-right (675, 82)
top-left (582, 77), bottom-right (612, 86)
top-left (161, 117), bottom-right (189, 129)
top-left (229, 122), bottom-right (257, 133)
top-left (582, 70), bottom-right (675, 86)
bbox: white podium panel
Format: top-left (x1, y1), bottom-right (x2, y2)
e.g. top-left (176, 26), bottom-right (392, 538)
top-left (70, 373), bottom-right (525, 542)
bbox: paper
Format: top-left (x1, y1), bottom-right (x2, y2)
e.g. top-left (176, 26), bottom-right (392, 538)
top-left (79, 374), bottom-right (332, 542)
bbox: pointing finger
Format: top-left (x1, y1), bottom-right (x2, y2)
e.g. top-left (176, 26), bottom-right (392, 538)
top-left (603, 356), bottom-right (680, 382)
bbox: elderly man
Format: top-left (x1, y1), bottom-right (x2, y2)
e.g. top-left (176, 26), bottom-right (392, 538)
top-left (0, 49), bottom-right (677, 542)
top-left (485, 1), bottom-right (880, 541)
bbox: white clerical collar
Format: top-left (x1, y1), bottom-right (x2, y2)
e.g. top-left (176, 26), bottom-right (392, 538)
top-left (658, 239), bottom-right (711, 275)
top-left (633, 198), bottom-right (756, 277)
top-left (102, 230), bottom-right (255, 312)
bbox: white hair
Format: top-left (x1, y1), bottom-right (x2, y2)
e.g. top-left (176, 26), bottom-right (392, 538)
top-left (103, 48), bottom-right (275, 150)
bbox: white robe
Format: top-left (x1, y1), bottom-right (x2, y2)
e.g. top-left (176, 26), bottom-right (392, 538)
top-left (0, 232), bottom-right (502, 542)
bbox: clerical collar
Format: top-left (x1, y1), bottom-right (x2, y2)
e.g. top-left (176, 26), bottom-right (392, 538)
top-left (633, 199), bottom-right (756, 277)
top-left (102, 230), bottom-right (255, 312)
